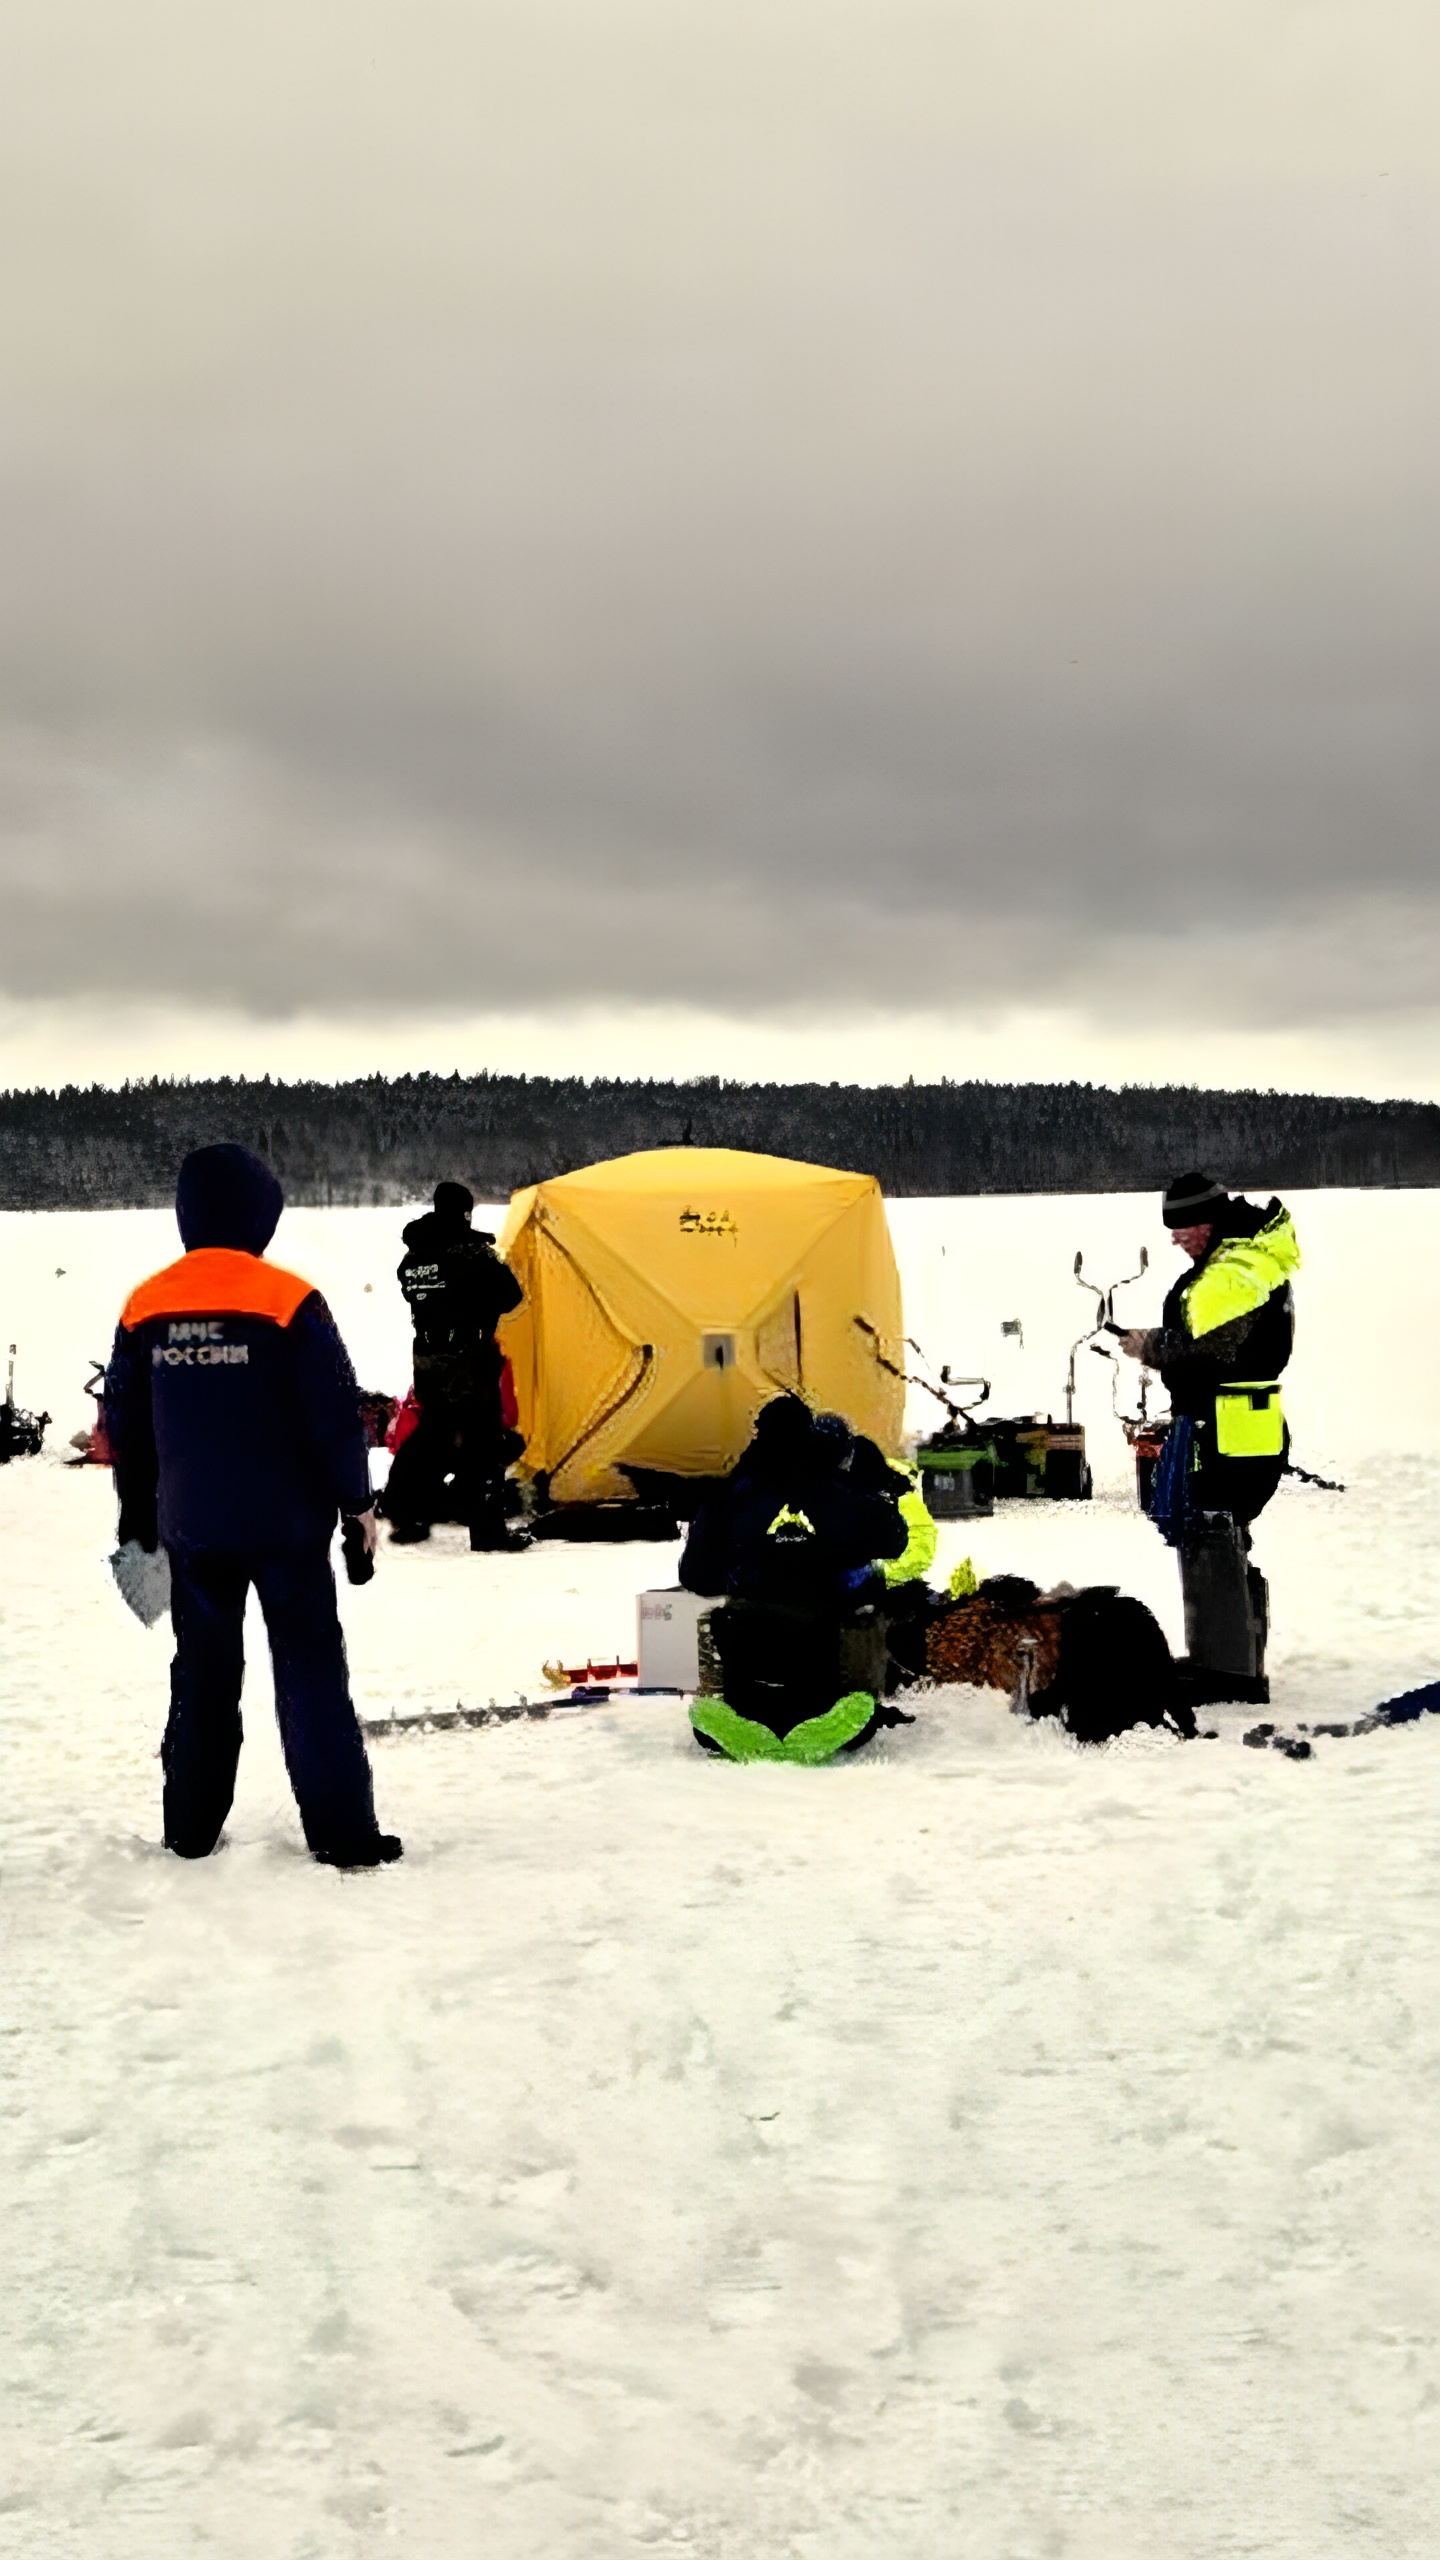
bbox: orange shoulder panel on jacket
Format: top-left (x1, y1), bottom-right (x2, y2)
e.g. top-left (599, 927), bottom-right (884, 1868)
top-left (121, 1248), bottom-right (316, 1331)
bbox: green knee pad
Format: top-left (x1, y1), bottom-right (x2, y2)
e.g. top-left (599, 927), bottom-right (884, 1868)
top-left (776, 1690), bottom-right (877, 1762)
top-left (689, 1696), bottom-right (787, 1761)
top-left (689, 1690), bottom-right (877, 1765)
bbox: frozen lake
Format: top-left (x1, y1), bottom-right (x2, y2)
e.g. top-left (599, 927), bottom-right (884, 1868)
top-left (2, 1191), bottom-right (1439, 2556)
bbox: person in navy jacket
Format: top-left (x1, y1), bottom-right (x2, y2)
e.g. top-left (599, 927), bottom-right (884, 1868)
top-left (105, 1144), bottom-right (400, 1869)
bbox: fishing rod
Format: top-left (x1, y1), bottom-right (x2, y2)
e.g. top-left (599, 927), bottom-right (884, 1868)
top-left (853, 1317), bottom-right (989, 1433)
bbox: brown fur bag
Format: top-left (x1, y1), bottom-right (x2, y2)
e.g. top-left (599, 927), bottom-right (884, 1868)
top-left (925, 1596), bottom-right (1064, 1695)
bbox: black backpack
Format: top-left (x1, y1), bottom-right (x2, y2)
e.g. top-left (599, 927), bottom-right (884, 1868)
top-left (1032, 1587), bottom-right (1194, 1745)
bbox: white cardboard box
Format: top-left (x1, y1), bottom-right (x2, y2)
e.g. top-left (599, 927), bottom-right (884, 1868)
top-left (637, 1588), bottom-right (708, 1692)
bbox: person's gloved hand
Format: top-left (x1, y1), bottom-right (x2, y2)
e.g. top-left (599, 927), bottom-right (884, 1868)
top-left (842, 1564), bottom-right (883, 1602)
top-left (341, 1509), bottom-right (378, 1585)
top-left (1116, 1328), bottom-right (1150, 1362)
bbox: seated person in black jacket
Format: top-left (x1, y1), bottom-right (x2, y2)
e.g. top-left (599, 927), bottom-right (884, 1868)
top-left (679, 1395), bottom-right (907, 1750)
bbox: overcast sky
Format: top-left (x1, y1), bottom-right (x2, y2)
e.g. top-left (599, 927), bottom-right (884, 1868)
top-left (3, 0), bottom-right (1437, 1091)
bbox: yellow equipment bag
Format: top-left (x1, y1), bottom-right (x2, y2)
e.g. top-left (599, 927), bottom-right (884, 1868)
top-left (1214, 1382), bottom-right (1285, 1459)
top-left (497, 1147), bottom-right (905, 1504)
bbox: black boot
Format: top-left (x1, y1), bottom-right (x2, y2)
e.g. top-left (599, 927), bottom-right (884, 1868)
top-left (1176, 1658), bottom-right (1270, 1708)
top-left (468, 1489), bottom-right (531, 1552)
top-left (314, 1832), bottom-right (404, 1870)
top-left (1180, 1513), bottom-right (1265, 1691)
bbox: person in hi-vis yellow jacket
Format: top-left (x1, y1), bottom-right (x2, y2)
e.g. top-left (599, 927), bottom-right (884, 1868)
top-left (1120, 1170), bottom-right (1300, 1703)
top-left (845, 1433), bottom-right (939, 1691)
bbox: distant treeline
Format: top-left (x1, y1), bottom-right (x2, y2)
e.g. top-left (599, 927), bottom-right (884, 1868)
top-left (2, 1074), bottom-right (1437, 1211)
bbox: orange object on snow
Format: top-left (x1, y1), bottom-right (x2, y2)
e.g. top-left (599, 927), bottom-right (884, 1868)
top-left (66, 1362), bottom-right (114, 1466)
top-left (542, 1657), bottom-right (640, 1690)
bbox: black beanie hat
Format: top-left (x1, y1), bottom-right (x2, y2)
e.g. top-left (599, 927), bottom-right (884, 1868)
top-left (751, 1394), bottom-right (815, 1459)
top-left (432, 1181), bottom-right (474, 1223)
top-left (847, 1433), bottom-right (896, 1493)
top-left (1162, 1170), bottom-right (1229, 1227)
top-left (176, 1144), bottom-right (283, 1254)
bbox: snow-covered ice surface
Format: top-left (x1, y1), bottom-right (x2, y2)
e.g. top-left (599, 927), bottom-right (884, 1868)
top-left (3, 1193), bottom-right (1440, 2558)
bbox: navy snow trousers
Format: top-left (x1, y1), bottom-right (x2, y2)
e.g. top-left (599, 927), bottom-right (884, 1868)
top-left (382, 1391), bottom-right (509, 1540)
top-left (164, 1545), bottom-right (379, 1859)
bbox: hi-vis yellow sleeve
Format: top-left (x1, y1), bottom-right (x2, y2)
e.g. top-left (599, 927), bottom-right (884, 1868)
top-left (1184, 1212), bottom-right (1300, 1340)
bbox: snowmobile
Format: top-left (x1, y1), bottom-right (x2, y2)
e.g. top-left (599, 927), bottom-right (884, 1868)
top-left (911, 1365), bottom-right (997, 1519)
top-left (886, 1257), bottom-right (1113, 1506)
top-left (942, 1246), bottom-right (1154, 1505)
top-left (867, 1321), bottom-right (1093, 1509)
top-left (0, 1345), bottom-right (50, 1464)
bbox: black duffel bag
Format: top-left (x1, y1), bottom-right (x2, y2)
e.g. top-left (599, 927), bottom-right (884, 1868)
top-left (1030, 1587), bottom-right (1195, 1745)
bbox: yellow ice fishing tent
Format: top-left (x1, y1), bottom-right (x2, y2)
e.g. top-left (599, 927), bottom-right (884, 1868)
top-left (497, 1147), bottom-right (904, 1506)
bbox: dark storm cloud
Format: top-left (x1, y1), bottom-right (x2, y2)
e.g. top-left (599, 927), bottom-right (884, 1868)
top-left (3, 0), bottom-right (1438, 1024)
